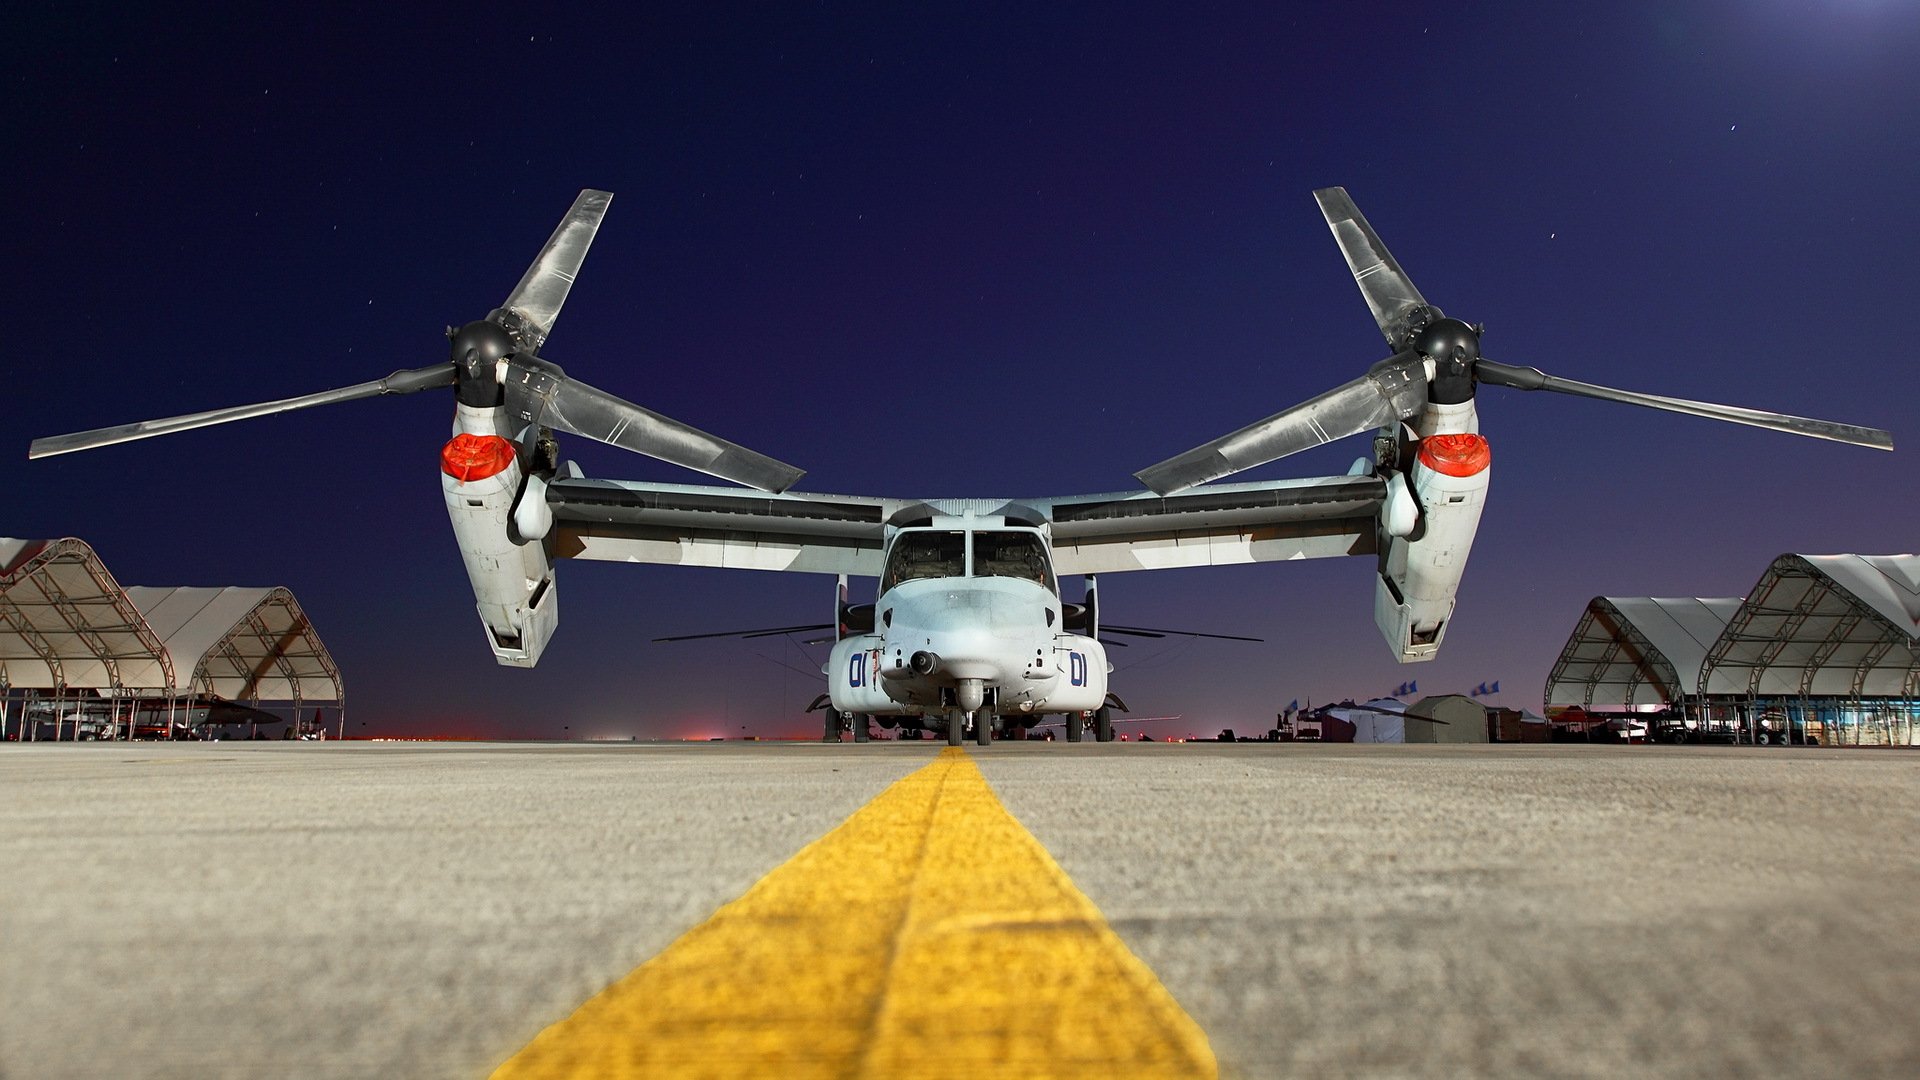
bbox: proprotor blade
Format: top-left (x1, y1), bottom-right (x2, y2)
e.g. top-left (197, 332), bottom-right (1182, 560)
top-left (497, 189), bottom-right (612, 353)
top-left (1475, 359), bottom-right (1894, 451)
top-left (653, 623), bottom-right (834, 643)
top-left (503, 358), bottom-right (806, 492)
top-left (1135, 351), bottom-right (1429, 495)
top-left (1315, 187), bottom-right (1433, 351)
top-left (28, 363), bottom-right (457, 459)
top-left (1103, 624), bottom-right (1264, 642)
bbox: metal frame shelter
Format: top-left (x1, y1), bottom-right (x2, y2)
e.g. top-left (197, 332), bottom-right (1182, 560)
top-left (1545, 554), bottom-right (1919, 746)
top-left (0, 538), bottom-right (343, 740)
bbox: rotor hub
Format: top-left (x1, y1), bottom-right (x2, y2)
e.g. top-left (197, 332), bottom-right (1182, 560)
top-left (1417, 317), bottom-right (1481, 405)
top-left (1415, 317), bottom-right (1481, 365)
top-left (449, 320), bottom-right (513, 407)
top-left (449, 320), bottom-right (513, 373)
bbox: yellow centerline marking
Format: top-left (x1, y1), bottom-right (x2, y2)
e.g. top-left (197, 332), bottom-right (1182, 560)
top-left (493, 748), bottom-right (1216, 1078)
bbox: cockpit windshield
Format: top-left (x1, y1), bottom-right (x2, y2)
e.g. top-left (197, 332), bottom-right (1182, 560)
top-left (882, 530), bottom-right (965, 592)
top-left (972, 531), bottom-right (1056, 594)
top-left (881, 528), bottom-right (1057, 594)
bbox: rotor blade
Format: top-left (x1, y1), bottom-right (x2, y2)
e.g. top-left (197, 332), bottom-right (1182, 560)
top-left (742, 625), bottom-right (837, 641)
top-left (1475, 359), bottom-right (1894, 451)
top-left (505, 359), bottom-right (806, 492)
top-left (28, 363), bottom-right (457, 460)
top-left (1315, 187), bottom-right (1432, 350)
top-left (654, 623), bottom-right (832, 643)
top-left (498, 189), bottom-right (612, 353)
top-left (1135, 351), bottom-right (1428, 495)
top-left (1105, 624), bottom-right (1264, 643)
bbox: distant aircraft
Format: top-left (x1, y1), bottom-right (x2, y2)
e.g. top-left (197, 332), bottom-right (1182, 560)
top-left (31, 188), bottom-right (1892, 745)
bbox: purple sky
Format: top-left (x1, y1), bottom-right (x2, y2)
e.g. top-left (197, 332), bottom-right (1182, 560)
top-left (10, 3), bottom-right (1917, 738)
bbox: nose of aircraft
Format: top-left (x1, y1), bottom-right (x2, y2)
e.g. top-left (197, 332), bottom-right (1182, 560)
top-left (887, 587), bottom-right (1042, 682)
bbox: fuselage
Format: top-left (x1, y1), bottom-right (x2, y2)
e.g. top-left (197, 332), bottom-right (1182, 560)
top-left (828, 519), bottom-right (1107, 729)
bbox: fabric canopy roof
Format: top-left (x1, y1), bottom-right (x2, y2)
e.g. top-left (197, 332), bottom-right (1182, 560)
top-left (1546, 554), bottom-right (1919, 706)
top-left (0, 538), bottom-right (341, 703)
top-left (1545, 597), bottom-right (1744, 706)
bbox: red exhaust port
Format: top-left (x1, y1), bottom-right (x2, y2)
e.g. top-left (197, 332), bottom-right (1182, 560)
top-left (440, 434), bottom-right (517, 482)
top-left (1417, 433), bottom-right (1491, 477)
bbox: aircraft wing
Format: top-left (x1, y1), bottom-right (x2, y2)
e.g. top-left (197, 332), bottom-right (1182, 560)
top-left (547, 471), bottom-right (1383, 578)
top-left (547, 474), bottom-right (902, 576)
top-left (1029, 475), bottom-right (1383, 575)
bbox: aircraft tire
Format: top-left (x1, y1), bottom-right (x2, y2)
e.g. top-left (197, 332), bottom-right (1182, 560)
top-left (975, 712), bottom-right (992, 746)
top-left (1094, 706), bottom-right (1115, 742)
top-left (822, 712), bottom-right (840, 743)
top-left (851, 713), bottom-right (869, 743)
top-left (947, 711), bottom-right (965, 746)
top-left (1066, 714), bottom-right (1084, 742)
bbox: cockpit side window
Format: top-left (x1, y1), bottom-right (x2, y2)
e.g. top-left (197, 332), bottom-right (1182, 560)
top-left (972, 530), bottom-right (1056, 594)
top-left (882, 530), bottom-right (966, 592)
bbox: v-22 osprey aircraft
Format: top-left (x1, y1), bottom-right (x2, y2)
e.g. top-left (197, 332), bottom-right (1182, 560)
top-left (31, 188), bottom-right (1893, 745)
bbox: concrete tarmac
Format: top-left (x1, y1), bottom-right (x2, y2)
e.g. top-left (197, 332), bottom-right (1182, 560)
top-left (1, 741), bottom-right (1916, 1078)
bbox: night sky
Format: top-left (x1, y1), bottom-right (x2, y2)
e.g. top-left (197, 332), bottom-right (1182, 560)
top-left (10, 3), bottom-right (1917, 739)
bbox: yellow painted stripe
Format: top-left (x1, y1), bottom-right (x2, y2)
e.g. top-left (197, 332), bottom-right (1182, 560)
top-left (493, 748), bottom-right (1216, 1079)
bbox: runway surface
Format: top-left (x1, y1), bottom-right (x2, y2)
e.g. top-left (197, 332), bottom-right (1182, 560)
top-left (2, 741), bottom-right (1916, 1078)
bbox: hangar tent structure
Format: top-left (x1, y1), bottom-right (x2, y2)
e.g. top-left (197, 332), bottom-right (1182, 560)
top-left (1405, 694), bottom-right (1489, 743)
top-left (1544, 554), bottom-right (1919, 746)
top-left (0, 538), bottom-right (342, 741)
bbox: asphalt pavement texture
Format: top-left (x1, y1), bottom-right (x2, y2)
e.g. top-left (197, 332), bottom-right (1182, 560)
top-left (2, 740), bottom-right (1915, 1078)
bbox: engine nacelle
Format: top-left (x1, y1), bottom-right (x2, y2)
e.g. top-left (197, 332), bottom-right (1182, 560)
top-left (442, 404), bottom-right (557, 668)
top-left (1375, 402), bottom-right (1490, 662)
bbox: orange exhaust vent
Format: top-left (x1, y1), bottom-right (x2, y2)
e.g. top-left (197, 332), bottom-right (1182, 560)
top-left (440, 433), bottom-right (517, 482)
top-left (1417, 432), bottom-right (1491, 477)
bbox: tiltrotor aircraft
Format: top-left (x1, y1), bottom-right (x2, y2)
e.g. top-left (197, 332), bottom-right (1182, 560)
top-left (31, 188), bottom-right (1893, 745)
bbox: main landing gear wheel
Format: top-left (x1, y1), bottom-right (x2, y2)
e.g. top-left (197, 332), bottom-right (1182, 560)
top-left (851, 713), bottom-right (869, 743)
top-left (1094, 706), bottom-right (1115, 743)
top-left (1066, 713), bottom-right (1085, 742)
top-left (975, 711), bottom-right (993, 746)
top-left (947, 710), bottom-right (965, 747)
